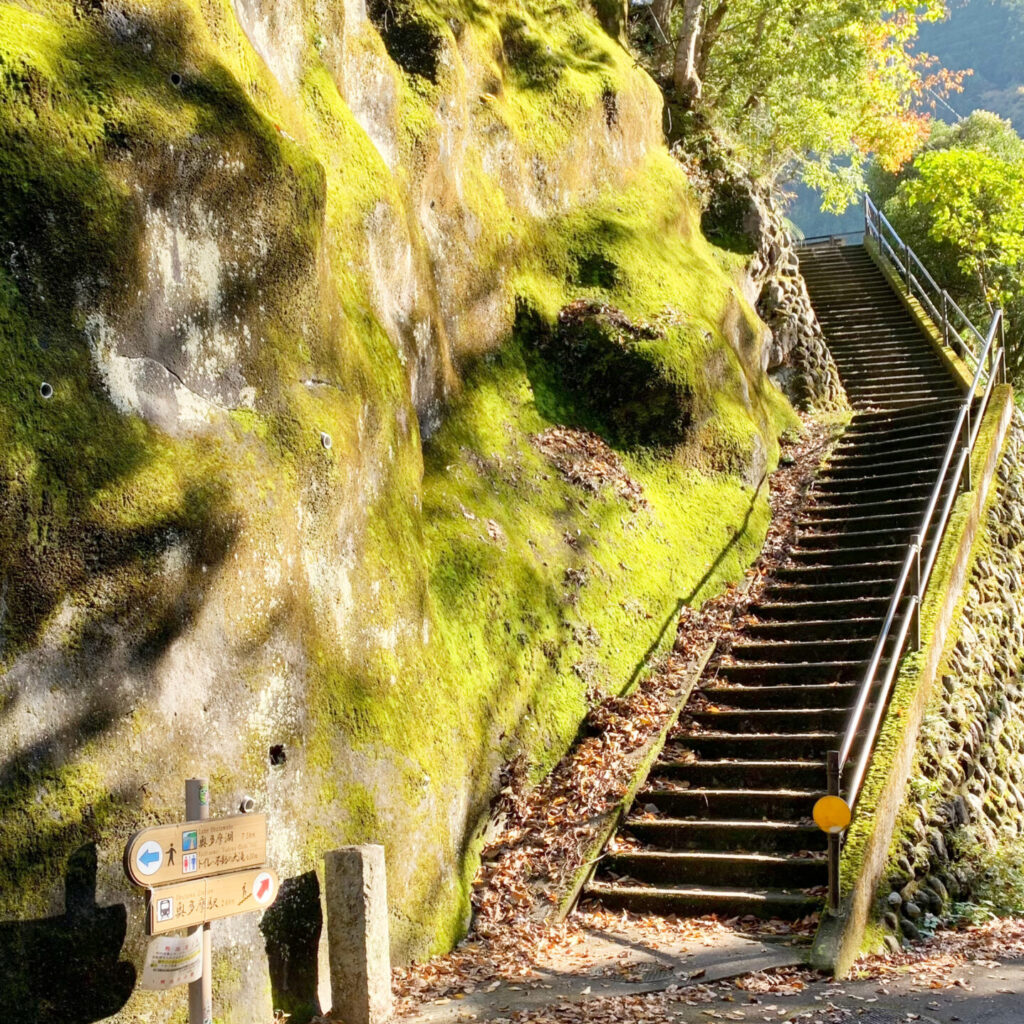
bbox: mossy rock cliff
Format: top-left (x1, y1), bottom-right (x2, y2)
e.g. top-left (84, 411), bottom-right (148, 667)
top-left (0, 0), bottom-right (796, 1018)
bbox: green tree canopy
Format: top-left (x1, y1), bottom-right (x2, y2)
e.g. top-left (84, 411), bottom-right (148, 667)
top-left (879, 135), bottom-right (1024, 375)
top-left (652, 0), bottom-right (953, 210)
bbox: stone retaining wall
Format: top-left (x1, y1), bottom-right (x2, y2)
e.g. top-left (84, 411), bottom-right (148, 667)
top-left (877, 416), bottom-right (1024, 949)
top-left (740, 188), bottom-right (847, 413)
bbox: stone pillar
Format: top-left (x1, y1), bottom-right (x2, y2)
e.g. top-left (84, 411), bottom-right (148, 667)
top-left (323, 845), bottom-right (392, 1024)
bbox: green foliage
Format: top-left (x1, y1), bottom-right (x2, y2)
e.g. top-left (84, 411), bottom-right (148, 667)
top-left (901, 148), bottom-right (1024, 300)
top-left (948, 826), bottom-right (1024, 923)
top-left (868, 109), bottom-right (1024, 205)
top-left (872, 113), bottom-right (1024, 376)
top-left (658, 0), bottom-right (946, 210)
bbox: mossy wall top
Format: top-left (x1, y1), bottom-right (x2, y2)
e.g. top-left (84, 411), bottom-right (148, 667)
top-left (0, 0), bottom-right (796, 1018)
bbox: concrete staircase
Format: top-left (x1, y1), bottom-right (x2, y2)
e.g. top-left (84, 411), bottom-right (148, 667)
top-left (585, 244), bottom-right (965, 919)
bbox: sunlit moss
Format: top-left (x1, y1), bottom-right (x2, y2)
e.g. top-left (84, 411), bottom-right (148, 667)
top-left (0, 0), bottom-right (798, 999)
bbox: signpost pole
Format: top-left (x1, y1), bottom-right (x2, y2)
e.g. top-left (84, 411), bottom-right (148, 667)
top-left (186, 778), bottom-right (213, 1024)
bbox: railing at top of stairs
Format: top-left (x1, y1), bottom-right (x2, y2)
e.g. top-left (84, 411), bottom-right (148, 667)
top-left (815, 197), bottom-right (1007, 915)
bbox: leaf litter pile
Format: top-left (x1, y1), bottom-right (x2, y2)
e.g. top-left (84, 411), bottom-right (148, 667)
top-left (393, 417), bottom-right (839, 1017)
top-left (532, 426), bottom-right (648, 510)
top-left (851, 915), bottom-right (1024, 986)
top-left (778, 917), bottom-right (1024, 1023)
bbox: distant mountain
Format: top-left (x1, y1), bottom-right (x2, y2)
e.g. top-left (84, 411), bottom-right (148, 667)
top-left (919, 0), bottom-right (1024, 131)
top-left (788, 0), bottom-right (1024, 235)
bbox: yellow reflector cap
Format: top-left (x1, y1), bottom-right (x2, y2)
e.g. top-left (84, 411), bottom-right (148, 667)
top-left (813, 795), bottom-right (852, 834)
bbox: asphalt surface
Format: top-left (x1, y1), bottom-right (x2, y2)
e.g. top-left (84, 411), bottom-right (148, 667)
top-left (405, 936), bottom-right (1024, 1024)
top-left (773, 956), bottom-right (1024, 1024)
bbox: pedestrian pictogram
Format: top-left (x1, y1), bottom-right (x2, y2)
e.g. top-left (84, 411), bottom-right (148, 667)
top-left (124, 785), bottom-right (276, 1024)
top-left (123, 814), bottom-right (267, 887)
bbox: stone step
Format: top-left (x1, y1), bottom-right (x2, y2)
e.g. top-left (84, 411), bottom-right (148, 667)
top-left (825, 443), bottom-right (948, 470)
top-left (686, 703), bottom-right (855, 733)
top-left (789, 543), bottom-right (909, 566)
top-left (714, 659), bottom-right (870, 684)
top-left (757, 576), bottom-right (901, 601)
top-left (637, 786), bottom-right (820, 820)
top-left (772, 561), bottom-right (902, 586)
top-left (699, 681), bottom-right (861, 710)
top-left (601, 850), bottom-right (828, 889)
top-left (677, 731), bottom-right (844, 760)
top-left (750, 597), bottom-right (893, 622)
top-left (620, 818), bottom-right (824, 854)
top-left (585, 881), bottom-right (823, 919)
top-left (655, 757), bottom-right (828, 789)
top-left (743, 618), bottom-right (881, 641)
top-left (729, 637), bottom-right (881, 663)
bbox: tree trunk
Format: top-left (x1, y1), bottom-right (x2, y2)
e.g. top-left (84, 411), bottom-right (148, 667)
top-left (696, 1), bottom-right (728, 81)
top-left (651, 0), bottom-right (674, 43)
top-left (673, 0), bottom-right (704, 103)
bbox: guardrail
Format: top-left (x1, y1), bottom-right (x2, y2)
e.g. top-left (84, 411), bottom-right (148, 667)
top-left (864, 196), bottom-right (1002, 369)
top-left (822, 197), bottom-right (1006, 915)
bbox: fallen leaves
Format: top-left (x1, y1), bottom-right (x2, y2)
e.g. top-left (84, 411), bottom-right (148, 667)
top-left (532, 426), bottom-right (648, 510)
top-left (848, 915), bottom-right (1024, 988)
top-left (391, 418), bottom-right (837, 1017)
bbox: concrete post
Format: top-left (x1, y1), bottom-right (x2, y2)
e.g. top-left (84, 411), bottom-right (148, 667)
top-left (323, 846), bottom-right (392, 1024)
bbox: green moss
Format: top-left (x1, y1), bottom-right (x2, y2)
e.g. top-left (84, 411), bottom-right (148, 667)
top-left (296, 155), bottom-right (795, 957)
top-left (0, 0), bottom-right (799, 1004)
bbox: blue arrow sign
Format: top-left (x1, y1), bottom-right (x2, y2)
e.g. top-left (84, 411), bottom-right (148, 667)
top-left (135, 839), bottom-right (164, 877)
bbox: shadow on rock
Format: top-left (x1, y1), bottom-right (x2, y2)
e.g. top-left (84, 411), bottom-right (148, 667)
top-left (0, 843), bottom-right (135, 1021)
top-left (261, 870), bottom-right (324, 1023)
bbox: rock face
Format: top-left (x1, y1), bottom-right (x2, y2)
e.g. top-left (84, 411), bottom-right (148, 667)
top-left (698, 170), bottom-right (848, 412)
top-left (746, 192), bottom-right (848, 413)
top-left (0, 0), bottom-right (798, 1019)
top-left (877, 418), bottom-right (1024, 945)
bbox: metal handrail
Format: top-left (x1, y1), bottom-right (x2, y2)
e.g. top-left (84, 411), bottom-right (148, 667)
top-left (822, 198), bottom-right (1006, 914)
top-left (865, 196), bottom-right (988, 360)
top-left (837, 308), bottom-right (1003, 807)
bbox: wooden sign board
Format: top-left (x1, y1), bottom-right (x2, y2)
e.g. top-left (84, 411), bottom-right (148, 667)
top-left (125, 814), bottom-right (267, 888)
top-left (147, 867), bottom-right (279, 935)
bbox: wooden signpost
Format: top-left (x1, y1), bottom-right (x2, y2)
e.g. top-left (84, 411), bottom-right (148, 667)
top-left (148, 867), bottom-right (279, 935)
top-left (124, 779), bottom-right (278, 1024)
top-left (124, 814), bottom-right (268, 888)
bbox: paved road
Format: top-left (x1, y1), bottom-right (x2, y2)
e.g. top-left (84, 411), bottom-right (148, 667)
top-left (405, 939), bottom-right (1024, 1024)
top-left (775, 956), bottom-right (1024, 1024)
top-left (403, 922), bottom-right (805, 1024)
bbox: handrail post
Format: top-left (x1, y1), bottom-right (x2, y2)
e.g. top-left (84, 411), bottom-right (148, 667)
top-left (941, 292), bottom-right (950, 350)
top-left (999, 315), bottom-right (1008, 384)
top-left (910, 537), bottom-right (922, 651)
top-left (962, 404), bottom-right (973, 492)
top-left (827, 750), bottom-right (841, 915)
top-left (903, 241), bottom-right (912, 291)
